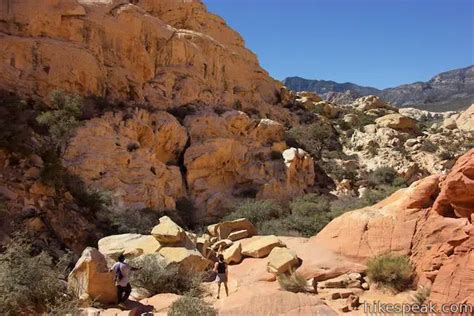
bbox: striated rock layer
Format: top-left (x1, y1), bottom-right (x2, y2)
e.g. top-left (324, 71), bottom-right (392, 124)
top-left (314, 149), bottom-right (474, 305)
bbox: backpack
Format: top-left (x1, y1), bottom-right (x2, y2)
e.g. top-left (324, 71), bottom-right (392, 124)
top-left (217, 261), bottom-right (226, 273)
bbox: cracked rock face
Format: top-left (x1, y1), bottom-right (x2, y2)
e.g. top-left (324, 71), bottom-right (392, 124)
top-left (63, 109), bottom-right (187, 210)
top-left (314, 149), bottom-right (474, 304)
top-left (64, 109), bottom-right (315, 220)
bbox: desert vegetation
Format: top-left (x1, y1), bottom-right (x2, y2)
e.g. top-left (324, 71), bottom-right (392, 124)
top-left (366, 253), bottom-right (414, 292)
top-left (277, 269), bottom-right (308, 293)
top-left (129, 254), bottom-right (203, 296)
top-left (168, 295), bottom-right (217, 316)
top-left (0, 235), bottom-right (78, 315)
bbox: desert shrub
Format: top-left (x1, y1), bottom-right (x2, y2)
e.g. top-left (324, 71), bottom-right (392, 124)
top-left (168, 295), bottom-right (216, 316)
top-left (286, 123), bottom-right (334, 159)
top-left (320, 161), bottom-right (358, 182)
top-left (356, 111), bottom-right (376, 127)
top-left (107, 208), bottom-right (163, 235)
top-left (0, 94), bottom-right (38, 155)
top-left (0, 199), bottom-right (7, 216)
top-left (224, 199), bottom-right (285, 226)
top-left (367, 167), bottom-right (405, 188)
top-left (419, 140), bottom-right (438, 153)
top-left (367, 253), bottom-right (413, 292)
top-left (130, 255), bottom-right (202, 296)
top-left (39, 149), bottom-right (65, 188)
top-left (0, 235), bottom-right (78, 315)
top-left (277, 270), bottom-right (308, 293)
top-left (363, 185), bottom-right (401, 205)
top-left (411, 286), bottom-right (431, 305)
top-left (36, 90), bottom-right (83, 152)
top-left (258, 195), bottom-right (335, 237)
top-left (63, 174), bottom-right (111, 212)
top-left (290, 194), bottom-right (330, 215)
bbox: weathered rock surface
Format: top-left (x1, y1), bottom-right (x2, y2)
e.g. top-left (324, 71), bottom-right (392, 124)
top-left (266, 246), bottom-right (300, 274)
top-left (0, 0), bottom-right (292, 122)
top-left (433, 149), bottom-right (474, 218)
top-left (456, 104), bottom-right (474, 133)
top-left (158, 246), bottom-right (211, 272)
top-left (98, 233), bottom-right (161, 259)
top-left (184, 111), bottom-right (314, 218)
top-left (314, 150), bottom-right (474, 304)
top-left (64, 110), bottom-right (186, 210)
top-left (68, 247), bottom-right (117, 304)
top-left (375, 113), bottom-right (419, 134)
top-left (208, 217), bottom-right (257, 239)
top-left (151, 216), bottom-right (186, 243)
top-left (222, 241), bottom-right (243, 264)
top-left (241, 235), bottom-right (285, 258)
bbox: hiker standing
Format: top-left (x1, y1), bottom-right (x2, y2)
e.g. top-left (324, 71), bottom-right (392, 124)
top-left (111, 254), bottom-right (132, 304)
top-left (213, 254), bottom-right (229, 299)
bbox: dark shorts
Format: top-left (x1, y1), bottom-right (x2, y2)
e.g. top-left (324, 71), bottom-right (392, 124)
top-left (215, 273), bottom-right (227, 283)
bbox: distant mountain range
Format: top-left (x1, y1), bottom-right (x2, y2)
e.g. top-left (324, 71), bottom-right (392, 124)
top-left (283, 65), bottom-right (474, 111)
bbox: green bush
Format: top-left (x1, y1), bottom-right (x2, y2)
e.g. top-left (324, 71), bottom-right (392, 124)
top-left (0, 94), bottom-right (38, 155)
top-left (419, 140), bottom-right (438, 153)
top-left (367, 253), bottom-right (413, 292)
top-left (130, 255), bottom-right (202, 296)
top-left (286, 123), bottom-right (334, 159)
top-left (363, 185), bottom-right (401, 205)
top-left (168, 295), bottom-right (216, 316)
top-left (0, 235), bottom-right (78, 315)
top-left (224, 199), bottom-right (285, 226)
top-left (36, 90), bottom-right (83, 152)
top-left (106, 208), bottom-right (161, 235)
top-left (367, 167), bottom-right (406, 188)
top-left (277, 270), bottom-right (308, 293)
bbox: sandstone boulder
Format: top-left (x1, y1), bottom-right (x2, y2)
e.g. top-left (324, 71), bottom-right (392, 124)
top-left (241, 235), bottom-right (285, 258)
top-left (68, 247), bottom-right (116, 304)
top-left (158, 246), bottom-right (211, 272)
top-left (208, 218), bottom-right (257, 239)
top-left (228, 229), bottom-right (249, 241)
top-left (98, 234), bottom-right (161, 259)
top-left (151, 216), bottom-right (186, 243)
top-left (456, 104), bottom-right (474, 133)
top-left (222, 241), bottom-right (243, 264)
top-left (375, 113), bottom-right (419, 134)
top-left (266, 247), bottom-right (300, 274)
top-left (352, 95), bottom-right (396, 112)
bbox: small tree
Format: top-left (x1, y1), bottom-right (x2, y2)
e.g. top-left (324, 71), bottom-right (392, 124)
top-left (286, 123), bottom-right (333, 159)
top-left (36, 90), bottom-right (83, 153)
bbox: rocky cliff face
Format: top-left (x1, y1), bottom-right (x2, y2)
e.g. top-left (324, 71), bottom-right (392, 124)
top-left (284, 65), bottom-right (474, 111)
top-left (0, 0), bottom-right (294, 122)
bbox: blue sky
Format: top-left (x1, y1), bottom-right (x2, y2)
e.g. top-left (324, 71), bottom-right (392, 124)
top-left (204, 0), bottom-right (473, 89)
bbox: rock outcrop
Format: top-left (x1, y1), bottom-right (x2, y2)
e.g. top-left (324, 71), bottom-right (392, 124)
top-left (64, 109), bottom-right (186, 211)
top-left (456, 104), bottom-right (474, 133)
top-left (314, 149), bottom-right (474, 304)
top-left (68, 247), bottom-right (117, 304)
top-left (0, 0), bottom-right (293, 122)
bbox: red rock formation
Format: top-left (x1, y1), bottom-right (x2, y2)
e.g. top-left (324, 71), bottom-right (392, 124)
top-left (0, 0), bottom-right (293, 122)
top-left (433, 149), bottom-right (474, 218)
top-left (315, 149), bottom-right (474, 304)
